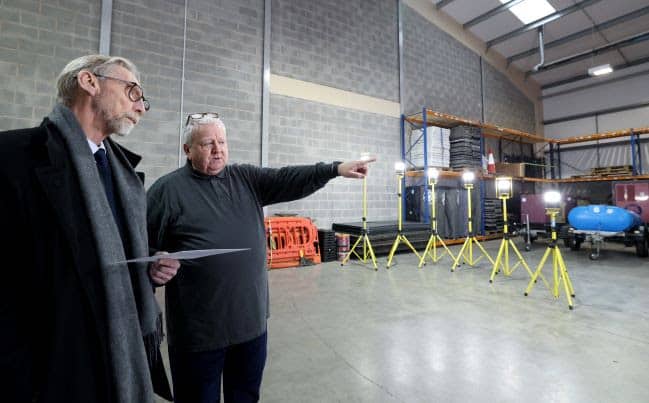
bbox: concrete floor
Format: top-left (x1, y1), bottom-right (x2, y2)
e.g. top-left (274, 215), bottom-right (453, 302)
top-left (262, 239), bottom-right (649, 403)
top-left (157, 239), bottom-right (649, 402)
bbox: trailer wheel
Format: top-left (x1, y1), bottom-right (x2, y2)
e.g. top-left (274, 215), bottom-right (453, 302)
top-left (589, 252), bottom-right (599, 260)
top-left (635, 238), bottom-right (648, 257)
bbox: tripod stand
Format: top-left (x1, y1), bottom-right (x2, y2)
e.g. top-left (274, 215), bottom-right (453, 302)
top-left (525, 209), bottom-right (575, 309)
top-left (451, 179), bottom-right (494, 271)
top-left (419, 170), bottom-right (455, 267)
top-left (489, 193), bottom-right (536, 283)
top-left (341, 174), bottom-right (377, 270)
top-left (386, 168), bottom-right (421, 268)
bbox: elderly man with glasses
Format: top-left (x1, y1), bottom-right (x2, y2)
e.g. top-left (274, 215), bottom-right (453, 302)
top-left (0, 54), bottom-right (180, 403)
top-left (147, 113), bottom-right (375, 403)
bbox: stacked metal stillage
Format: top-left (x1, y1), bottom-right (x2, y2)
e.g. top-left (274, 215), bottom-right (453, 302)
top-left (444, 125), bottom-right (483, 238)
top-left (317, 229), bottom-right (338, 262)
top-left (483, 199), bottom-right (504, 234)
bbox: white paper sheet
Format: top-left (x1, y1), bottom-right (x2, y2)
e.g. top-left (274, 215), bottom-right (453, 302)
top-left (118, 248), bottom-right (249, 264)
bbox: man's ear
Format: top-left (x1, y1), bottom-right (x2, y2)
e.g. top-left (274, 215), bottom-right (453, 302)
top-left (77, 70), bottom-right (100, 97)
top-left (183, 144), bottom-right (191, 157)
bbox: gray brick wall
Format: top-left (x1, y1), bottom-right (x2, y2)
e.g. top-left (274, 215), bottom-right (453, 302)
top-left (182, 0), bottom-right (264, 168)
top-left (110, 0), bottom-right (186, 184)
top-left (0, 0), bottom-right (537, 225)
top-left (0, 0), bottom-right (101, 130)
top-left (402, 4), bottom-right (482, 119)
top-left (271, 0), bottom-right (399, 102)
top-left (266, 94), bottom-right (399, 229)
top-left (483, 61), bottom-right (535, 133)
top-left (111, 0), bottom-right (264, 185)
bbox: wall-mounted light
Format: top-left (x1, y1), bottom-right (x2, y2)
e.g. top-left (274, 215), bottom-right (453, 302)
top-left (588, 64), bottom-right (613, 77)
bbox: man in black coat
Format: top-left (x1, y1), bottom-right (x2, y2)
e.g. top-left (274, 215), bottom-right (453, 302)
top-left (0, 55), bottom-right (180, 403)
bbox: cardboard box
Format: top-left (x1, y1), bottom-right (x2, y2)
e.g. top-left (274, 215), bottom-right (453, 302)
top-left (495, 162), bottom-right (525, 177)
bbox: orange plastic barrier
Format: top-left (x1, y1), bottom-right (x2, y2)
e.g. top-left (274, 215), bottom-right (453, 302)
top-left (265, 216), bottom-right (321, 269)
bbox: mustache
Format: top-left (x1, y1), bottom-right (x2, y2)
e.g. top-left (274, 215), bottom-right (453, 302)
top-left (121, 113), bottom-right (139, 125)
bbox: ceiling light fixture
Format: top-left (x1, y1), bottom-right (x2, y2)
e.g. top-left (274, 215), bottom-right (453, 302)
top-left (588, 64), bottom-right (614, 76)
top-left (500, 0), bottom-right (555, 24)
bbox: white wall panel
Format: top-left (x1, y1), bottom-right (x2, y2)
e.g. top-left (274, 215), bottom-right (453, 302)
top-left (598, 105), bottom-right (649, 131)
top-left (545, 117), bottom-right (597, 139)
top-left (543, 73), bottom-right (649, 121)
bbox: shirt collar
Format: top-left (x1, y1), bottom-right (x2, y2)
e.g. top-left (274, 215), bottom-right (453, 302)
top-left (87, 138), bottom-right (106, 154)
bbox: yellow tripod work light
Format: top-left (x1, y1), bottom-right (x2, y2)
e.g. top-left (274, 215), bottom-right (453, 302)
top-left (489, 177), bottom-right (537, 283)
top-left (419, 167), bottom-right (455, 267)
top-left (525, 190), bottom-right (575, 310)
top-left (386, 161), bottom-right (421, 268)
top-left (341, 152), bottom-right (377, 269)
top-left (451, 171), bottom-right (494, 271)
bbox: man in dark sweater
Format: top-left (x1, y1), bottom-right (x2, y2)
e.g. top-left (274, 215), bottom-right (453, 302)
top-left (147, 113), bottom-right (375, 403)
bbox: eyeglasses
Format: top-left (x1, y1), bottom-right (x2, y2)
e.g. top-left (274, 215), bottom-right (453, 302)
top-left (186, 112), bottom-right (219, 126)
top-left (94, 73), bottom-right (150, 111)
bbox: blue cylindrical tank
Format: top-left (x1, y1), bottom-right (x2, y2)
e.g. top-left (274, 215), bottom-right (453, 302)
top-left (568, 205), bottom-right (641, 232)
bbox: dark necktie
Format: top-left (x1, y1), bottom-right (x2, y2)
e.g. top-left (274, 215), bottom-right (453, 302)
top-left (94, 148), bottom-right (127, 245)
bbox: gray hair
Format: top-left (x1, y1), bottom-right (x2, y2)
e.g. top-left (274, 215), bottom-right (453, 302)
top-left (183, 116), bottom-right (227, 146)
top-left (56, 54), bottom-right (140, 106)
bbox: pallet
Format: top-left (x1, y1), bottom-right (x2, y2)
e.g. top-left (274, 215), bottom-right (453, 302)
top-left (590, 165), bottom-right (632, 176)
top-left (570, 174), bottom-right (599, 179)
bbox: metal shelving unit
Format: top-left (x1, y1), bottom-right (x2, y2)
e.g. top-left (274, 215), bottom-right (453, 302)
top-left (401, 108), bottom-right (649, 242)
top-left (547, 127), bottom-right (649, 179)
top-left (401, 108), bottom-right (545, 234)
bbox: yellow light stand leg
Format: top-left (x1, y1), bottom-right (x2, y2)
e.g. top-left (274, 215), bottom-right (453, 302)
top-left (524, 211), bottom-right (575, 310)
top-left (419, 179), bottom-right (456, 267)
top-left (450, 183), bottom-right (494, 271)
top-left (341, 176), bottom-right (378, 270)
top-left (489, 196), bottom-right (541, 284)
top-left (386, 173), bottom-right (421, 268)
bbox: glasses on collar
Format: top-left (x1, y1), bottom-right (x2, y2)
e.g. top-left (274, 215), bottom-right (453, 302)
top-left (93, 73), bottom-right (150, 111)
top-left (186, 112), bottom-right (219, 126)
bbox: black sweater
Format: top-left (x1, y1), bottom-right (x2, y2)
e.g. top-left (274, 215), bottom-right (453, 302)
top-left (147, 161), bottom-right (338, 351)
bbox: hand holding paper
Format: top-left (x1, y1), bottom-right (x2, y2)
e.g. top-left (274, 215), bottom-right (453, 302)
top-left (149, 251), bottom-right (180, 286)
top-left (119, 248), bottom-right (249, 264)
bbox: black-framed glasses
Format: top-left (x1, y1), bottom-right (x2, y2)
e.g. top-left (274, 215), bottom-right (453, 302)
top-left (186, 112), bottom-right (219, 125)
top-left (94, 73), bottom-right (150, 111)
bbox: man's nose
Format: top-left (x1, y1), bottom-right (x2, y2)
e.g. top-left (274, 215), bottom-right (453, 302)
top-left (133, 98), bottom-right (146, 115)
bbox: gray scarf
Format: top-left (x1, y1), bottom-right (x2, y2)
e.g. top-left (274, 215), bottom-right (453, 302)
top-left (48, 104), bottom-right (159, 403)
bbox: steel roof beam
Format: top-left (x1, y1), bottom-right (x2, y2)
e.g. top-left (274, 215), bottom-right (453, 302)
top-left (464, 0), bottom-right (526, 29)
top-left (542, 67), bottom-right (649, 99)
top-left (540, 55), bottom-right (649, 90)
top-left (486, 0), bottom-right (603, 49)
top-left (527, 30), bottom-right (649, 76)
top-left (507, 5), bottom-right (649, 65)
top-left (436, 0), bottom-right (456, 10)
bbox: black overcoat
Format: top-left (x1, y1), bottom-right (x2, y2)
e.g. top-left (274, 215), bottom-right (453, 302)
top-left (0, 119), bottom-right (168, 402)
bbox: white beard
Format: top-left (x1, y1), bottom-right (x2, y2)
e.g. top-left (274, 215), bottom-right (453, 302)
top-left (93, 94), bottom-right (137, 137)
top-left (108, 117), bottom-right (134, 137)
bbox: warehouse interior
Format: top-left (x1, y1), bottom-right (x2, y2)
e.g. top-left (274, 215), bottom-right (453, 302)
top-left (1, 0), bottom-right (649, 402)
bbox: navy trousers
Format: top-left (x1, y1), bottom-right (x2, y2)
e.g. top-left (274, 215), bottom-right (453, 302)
top-left (170, 332), bottom-right (268, 403)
